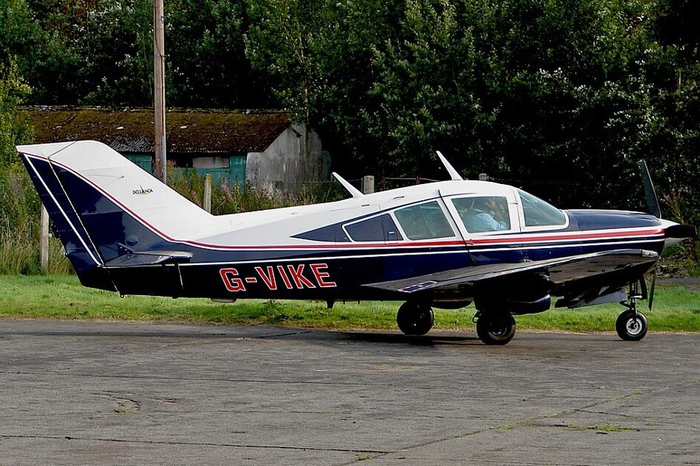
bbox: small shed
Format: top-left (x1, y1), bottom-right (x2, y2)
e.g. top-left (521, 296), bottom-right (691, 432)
top-left (23, 106), bottom-right (331, 193)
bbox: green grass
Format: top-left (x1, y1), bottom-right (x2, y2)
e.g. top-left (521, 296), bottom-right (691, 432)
top-left (1, 274), bottom-right (699, 333)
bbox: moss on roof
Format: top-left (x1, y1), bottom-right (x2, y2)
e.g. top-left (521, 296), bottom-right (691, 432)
top-left (23, 106), bottom-right (292, 154)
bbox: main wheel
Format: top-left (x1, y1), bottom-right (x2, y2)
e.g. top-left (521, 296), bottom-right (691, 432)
top-left (616, 309), bottom-right (648, 341)
top-left (476, 312), bottom-right (516, 345)
top-left (396, 301), bottom-right (434, 336)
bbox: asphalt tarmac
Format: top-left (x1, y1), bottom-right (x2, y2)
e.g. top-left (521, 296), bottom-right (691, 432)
top-left (1, 319), bottom-right (698, 465)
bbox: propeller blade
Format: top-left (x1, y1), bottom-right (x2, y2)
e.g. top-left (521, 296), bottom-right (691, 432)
top-left (639, 160), bottom-right (661, 218)
top-left (648, 269), bottom-right (656, 310)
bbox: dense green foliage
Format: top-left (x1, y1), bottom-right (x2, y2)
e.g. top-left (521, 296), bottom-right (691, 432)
top-left (0, 0), bottom-right (698, 274)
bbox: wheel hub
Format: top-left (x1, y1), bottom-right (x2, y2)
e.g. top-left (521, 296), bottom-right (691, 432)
top-left (626, 318), bottom-right (643, 336)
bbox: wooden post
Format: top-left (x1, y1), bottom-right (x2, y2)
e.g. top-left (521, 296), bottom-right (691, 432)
top-left (203, 174), bottom-right (212, 213)
top-left (153, 0), bottom-right (167, 182)
top-left (40, 204), bottom-right (49, 270)
top-left (361, 175), bottom-right (375, 194)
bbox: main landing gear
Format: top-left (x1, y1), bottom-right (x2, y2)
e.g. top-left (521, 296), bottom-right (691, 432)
top-left (396, 301), bottom-right (434, 336)
top-left (396, 300), bottom-right (517, 344)
top-left (616, 281), bottom-right (648, 341)
top-left (474, 311), bottom-right (516, 345)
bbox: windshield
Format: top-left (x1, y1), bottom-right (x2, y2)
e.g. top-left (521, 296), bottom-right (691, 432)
top-left (517, 189), bottom-right (567, 227)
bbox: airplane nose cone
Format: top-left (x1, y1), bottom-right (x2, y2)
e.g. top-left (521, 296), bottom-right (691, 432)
top-left (660, 219), bottom-right (696, 247)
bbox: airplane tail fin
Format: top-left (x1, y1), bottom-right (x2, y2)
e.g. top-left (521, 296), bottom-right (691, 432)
top-left (16, 141), bottom-right (210, 289)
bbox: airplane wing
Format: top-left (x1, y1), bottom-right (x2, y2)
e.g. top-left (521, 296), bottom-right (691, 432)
top-left (364, 249), bottom-right (659, 294)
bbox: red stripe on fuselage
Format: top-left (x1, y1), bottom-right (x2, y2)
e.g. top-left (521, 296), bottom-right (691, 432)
top-left (466, 228), bottom-right (664, 246)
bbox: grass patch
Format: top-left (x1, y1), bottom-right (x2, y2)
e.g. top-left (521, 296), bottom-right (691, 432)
top-left (517, 283), bottom-right (700, 333)
top-left (1, 275), bottom-right (699, 333)
top-left (566, 424), bottom-right (638, 433)
top-left (497, 419), bottom-right (535, 431)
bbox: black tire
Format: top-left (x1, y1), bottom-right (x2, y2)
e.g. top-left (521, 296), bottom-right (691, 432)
top-left (616, 310), bottom-right (648, 341)
top-left (396, 301), bottom-right (434, 336)
top-left (476, 312), bottom-right (516, 345)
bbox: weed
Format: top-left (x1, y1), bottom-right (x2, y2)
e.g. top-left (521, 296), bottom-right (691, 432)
top-left (497, 419), bottom-right (534, 431)
top-left (566, 424), bottom-right (637, 433)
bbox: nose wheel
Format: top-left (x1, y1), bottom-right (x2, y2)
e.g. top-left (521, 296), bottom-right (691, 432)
top-left (616, 310), bottom-right (648, 340)
top-left (396, 301), bottom-right (434, 336)
top-left (616, 281), bottom-right (649, 341)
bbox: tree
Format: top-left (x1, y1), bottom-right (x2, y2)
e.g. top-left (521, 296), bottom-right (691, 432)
top-left (484, 0), bottom-right (661, 209)
top-left (360, 0), bottom-right (488, 178)
top-left (353, 0), bottom-right (669, 210)
top-left (646, 0), bottom-right (700, 223)
top-left (166, 0), bottom-right (264, 108)
top-left (0, 0), bottom-right (696, 218)
top-left (246, 0), bottom-right (409, 176)
top-left (0, 59), bottom-right (32, 165)
top-left (0, 0), bottom-right (41, 68)
top-left (22, 0), bottom-right (153, 106)
top-left (246, 0), bottom-right (339, 179)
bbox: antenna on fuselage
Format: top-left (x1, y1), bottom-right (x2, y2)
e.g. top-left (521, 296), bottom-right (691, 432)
top-left (436, 151), bottom-right (463, 181)
top-left (332, 172), bottom-right (364, 198)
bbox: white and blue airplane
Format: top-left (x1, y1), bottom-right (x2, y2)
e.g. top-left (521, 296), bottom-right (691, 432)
top-left (17, 141), bottom-right (695, 344)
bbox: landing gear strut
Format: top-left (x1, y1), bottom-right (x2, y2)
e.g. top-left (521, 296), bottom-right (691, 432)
top-left (396, 301), bottom-right (434, 336)
top-left (475, 311), bottom-right (516, 345)
top-left (616, 281), bottom-right (649, 341)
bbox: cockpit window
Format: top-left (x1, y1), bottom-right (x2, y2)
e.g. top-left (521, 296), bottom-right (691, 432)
top-left (394, 201), bottom-right (455, 240)
top-left (517, 189), bottom-right (567, 227)
top-left (451, 196), bottom-right (511, 233)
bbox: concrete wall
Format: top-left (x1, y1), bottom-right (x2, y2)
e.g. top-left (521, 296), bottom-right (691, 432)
top-left (245, 124), bottom-right (331, 194)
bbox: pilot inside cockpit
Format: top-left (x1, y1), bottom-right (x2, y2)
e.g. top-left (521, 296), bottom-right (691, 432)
top-left (457, 197), bottom-right (510, 233)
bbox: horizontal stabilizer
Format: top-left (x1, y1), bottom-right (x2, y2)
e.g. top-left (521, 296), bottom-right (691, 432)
top-left (104, 250), bottom-right (193, 268)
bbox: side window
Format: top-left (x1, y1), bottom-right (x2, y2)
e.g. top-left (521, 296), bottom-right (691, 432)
top-left (345, 214), bottom-right (403, 242)
top-left (451, 196), bottom-right (511, 233)
top-left (394, 201), bottom-right (454, 240)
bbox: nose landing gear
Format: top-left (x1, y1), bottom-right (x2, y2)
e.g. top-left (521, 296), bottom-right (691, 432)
top-left (616, 280), bottom-right (649, 341)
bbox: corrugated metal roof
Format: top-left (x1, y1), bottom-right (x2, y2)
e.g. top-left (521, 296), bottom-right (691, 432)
top-left (23, 106), bottom-right (292, 154)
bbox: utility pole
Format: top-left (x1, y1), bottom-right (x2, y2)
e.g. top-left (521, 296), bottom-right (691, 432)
top-left (153, 0), bottom-right (166, 182)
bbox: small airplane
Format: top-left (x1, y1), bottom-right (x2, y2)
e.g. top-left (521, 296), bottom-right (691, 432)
top-left (17, 141), bottom-right (695, 345)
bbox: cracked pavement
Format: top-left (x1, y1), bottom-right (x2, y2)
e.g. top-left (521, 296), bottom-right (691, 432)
top-left (0, 319), bottom-right (698, 465)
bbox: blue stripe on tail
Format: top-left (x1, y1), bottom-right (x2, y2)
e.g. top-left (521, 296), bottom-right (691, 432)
top-left (21, 154), bottom-right (103, 273)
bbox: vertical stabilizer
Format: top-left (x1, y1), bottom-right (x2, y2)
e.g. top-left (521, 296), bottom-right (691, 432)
top-left (16, 141), bottom-right (210, 288)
